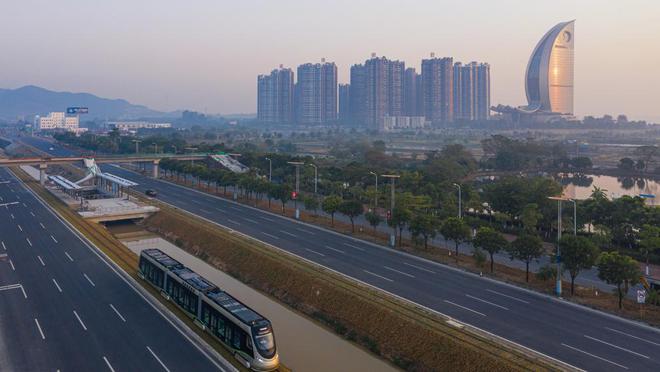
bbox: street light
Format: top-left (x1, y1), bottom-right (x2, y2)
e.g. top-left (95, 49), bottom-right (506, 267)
top-left (369, 171), bottom-right (378, 209)
top-left (288, 161), bottom-right (304, 219)
top-left (548, 195), bottom-right (576, 297)
top-left (132, 139), bottom-right (142, 154)
top-left (568, 199), bottom-right (577, 235)
top-left (382, 174), bottom-right (400, 248)
top-left (265, 157), bottom-right (272, 182)
top-left (152, 142), bottom-right (158, 154)
top-left (453, 183), bottom-right (462, 218)
top-left (308, 163), bottom-right (318, 195)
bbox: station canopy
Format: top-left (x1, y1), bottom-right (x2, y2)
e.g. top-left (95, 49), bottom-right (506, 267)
top-left (97, 172), bottom-right (138, 187)
top-left (48, 175), bottom-right (82, 190)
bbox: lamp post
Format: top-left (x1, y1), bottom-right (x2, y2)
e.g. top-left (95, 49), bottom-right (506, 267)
top-left (548, 195), bottom-right (573, 297)
top-left (132, 139), bottom-right (141, 154)
top-left (382, 174), bottom-right (400, 247)
top-left (265, 157), bottom-right (272, 182)
top-left (453, 183), bottom-right (462, 218)
top-left (308, 163), bottom-right (318, 195)
top-left (152, 142), bottom-right (158, 154)
top-left (288, 161), bottom-right (304, 219)
top-left (569, 199), bottom-right (577, 235)
top-left (369, 171), bottom-right (378, 209)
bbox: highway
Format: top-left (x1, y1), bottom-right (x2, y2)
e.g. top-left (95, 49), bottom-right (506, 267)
top-left (0, 167), bottom-right (231, 371)
top-left (15, 135), bottom-right (660, 371)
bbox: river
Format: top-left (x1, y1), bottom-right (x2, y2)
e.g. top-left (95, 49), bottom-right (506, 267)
top-left (558, 173), bottom-right (659, 205)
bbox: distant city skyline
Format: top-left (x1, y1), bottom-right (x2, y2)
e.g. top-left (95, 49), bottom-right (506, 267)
top-left (1, 1), bottom-right (658, 121)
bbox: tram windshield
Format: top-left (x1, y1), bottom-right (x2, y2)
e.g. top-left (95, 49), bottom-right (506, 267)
top-left (254, 332), bottom-right (276, 358)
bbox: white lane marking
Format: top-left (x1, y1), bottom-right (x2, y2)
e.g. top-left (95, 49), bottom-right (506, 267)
top-left (52, 279), bottom-right (62, 293)
top-left (200, 209), bottom-right (212, 214)
top-left (465, 294), bottom-right (509, 310)
top-left (27, 238), bottom-right (33, 247)
top-left (37, 255), bottom-right (45, 266)
top-left (50, 235), bottom-right (58, 243)
top-left (10, 213), bottom-right (14, 219)
top-left (242, 217), bottom-right (259, 224)
top-left (343, 242), bottom-right (365, 252)
top-left (296, 228), bottom-right (315, 235)
top-left (305, 248), bottom-right (326, 257)
top-left (215, 207), bottom-right (225, 212)
top-left (583, 335), bottom-right (649, 359)
top-left (228, 205), bottom-right (241, 211)
top-left (110, 304), bottom-right (126, 322)
top-left (363, 269), bottom-right (394, 282)
top-left (0, 284), bottom-right (21, 290)
top-left (34, 318), bottom-right (45, 340)
top-left (30, 211), bottom-right (35, 217)
top-left (443, 300), bottom-right (487, 317)
top-left (259, 216), bottom-right (275, 222)
top-left (83, 273), bottom-right (96, 287)
top-left (22, 203), bottom-right (27, 207)
top-left (147, 346), bottom-right (171, 372)
top-left (17, 224), bottom-right (22, 232)
top-left (9, 259), bottom-right (15, 271)
top-left (561, 343), bottom-right (628, 369)
top-left (65, 252), bottom-right (74, 262)
top-left (261, 232), bottom-right (279, 240)
top-left (20, 285), bottom-right (27, 298)
top-left (605, 327), bottom-right (660, 346)
top-left (73, 310), bottom-right (88, 331)
top-left (403, 262), bottom-right (437, 274)
top-left (191, 200), bottom-right (202, 205)
top-left (383, 265), bottom-right (416, 278)
top-left (226, 219), bottom-right (241, 225)
top-left (39, 222), bottom-right (45, 229)
top-left (486, 289), bottom-right (530, 304)
top-left (324, 245), bottom-right (346, 254)
top-left (1, 241), bottom-right (5, 250)
top-left (103, 356), bottom-right (116, 372)
top-left (279, 230), bottom-right (298, 238)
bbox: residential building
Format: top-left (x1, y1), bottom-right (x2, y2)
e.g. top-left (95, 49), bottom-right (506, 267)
top-left (338, 84), bottom-right (350, 123)
top-left (295, 61), bottom-right (337, 124)
top-left (38, 112), bottom-right (79, 132)
top-left (349, 64), bottom-right (367, 125)
top-left (421, 55), bottom-right (453, 123)
top-left (107, 121), bottom-right (172, 132)
top-left (257, 66), bottom-right (294, 123)
top-left (404, 68), bottom-right (420, 117)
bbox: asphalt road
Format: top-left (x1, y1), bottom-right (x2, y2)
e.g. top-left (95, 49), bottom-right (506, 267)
top-left (0, 167), bottom-right (230, 372)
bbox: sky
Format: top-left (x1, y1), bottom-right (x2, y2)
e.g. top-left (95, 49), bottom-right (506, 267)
top-left (1, 0), bottom-right (659, 121)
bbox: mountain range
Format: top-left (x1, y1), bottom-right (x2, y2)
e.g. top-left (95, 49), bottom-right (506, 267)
top-left (0, 85), bottom-right (171, 120)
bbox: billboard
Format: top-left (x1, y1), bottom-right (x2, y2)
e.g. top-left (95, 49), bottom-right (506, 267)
top-left (66, 107), bottom-right (89, 114)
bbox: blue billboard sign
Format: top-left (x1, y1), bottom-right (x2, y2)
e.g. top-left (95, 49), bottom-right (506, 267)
top-left (66, 107), bottom-right (89, 114)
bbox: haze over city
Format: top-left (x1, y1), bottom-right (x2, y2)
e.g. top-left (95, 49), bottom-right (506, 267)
top-left (1, 0), bottom-right (659, 121)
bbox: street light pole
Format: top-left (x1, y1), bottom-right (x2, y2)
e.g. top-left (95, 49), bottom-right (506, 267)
top-left (308, 163), bottom-right (318, 195)
top-left (132, 139), bottom-right (141, 154)
top-left (453, 183), bottom-right (462, 218)
top-left (288, 161), bottom-right (304, 219)
top-left (369, 171), bottom-right (378, 209)
top-left (382, 174), bottom-right (400, 248)
top-left (549, 196), bottom-right (568, 297)
top-left (265, 157), bottom-right (272, 182)
top-left (569, 199), bottom-right (577, 235)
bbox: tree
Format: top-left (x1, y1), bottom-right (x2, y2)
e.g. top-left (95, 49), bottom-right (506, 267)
top-left (473, 227), bottom-right (508, 273)
top-left (389, 206), bottom-right (412, 247)
top-left (618, 157), bottom-right (635, 171)
top-left (304, 196), bottom-right (319, 216)
top-left (520, 203), bottom-right (542, 234)
top-left (322, 195), bottom-right (342, 226)
top-left (508, 234), bottom-right (544, 282)
top-left (338, 200), bottom-right (363, 233)
top-left (365, 211), bottom-right (382, 235)
top-left (409, 212), bottom-right (437, 249)
top-left (597, 252), bottom-right (642, 309)
top-left (639, 224), bottom-right (660, 275)
top-left (559, 235), bottom-right (600, 295)
top-left (439, 217), bottom-right (471, 262)
top-left (270, 184), bottom-right (291, 214)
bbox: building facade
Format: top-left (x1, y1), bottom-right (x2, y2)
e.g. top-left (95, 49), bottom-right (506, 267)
top-left (38, 112), bottom-right (79, 131)
top-left (295, 61), bottom-right (337, 125)
top-left (338, 84), bottom-right (350, 123)
top-left (421, 56), bottom-right (453, 123)
top-left (403, 68), bottom-right (420, 117)
top-left (257, 66), bottom-right (295, 123)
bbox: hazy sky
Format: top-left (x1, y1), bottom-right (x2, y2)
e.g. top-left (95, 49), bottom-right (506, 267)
top-left (1, 0), bottom-right (659, 121)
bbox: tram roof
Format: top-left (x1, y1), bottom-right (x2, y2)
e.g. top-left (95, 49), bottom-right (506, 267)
top-left (171, 267), bottom-right (216, 292)
top-left (141, 248), bottom-right (183, 270)
top-left (206, 288), bottom-right (265, 325)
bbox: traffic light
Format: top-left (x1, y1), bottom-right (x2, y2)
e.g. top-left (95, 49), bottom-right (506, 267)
top-left (386, 210), bottom-right (391, 220)
top-left (291, 191), bottom-right (298, 200)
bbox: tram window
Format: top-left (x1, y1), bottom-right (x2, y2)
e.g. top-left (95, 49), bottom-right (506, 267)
top-left (232, 329), bottom-right (241, 349)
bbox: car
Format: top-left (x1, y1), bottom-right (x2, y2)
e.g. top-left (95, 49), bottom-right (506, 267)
top-left (145, 189), bottom-right (158, 197)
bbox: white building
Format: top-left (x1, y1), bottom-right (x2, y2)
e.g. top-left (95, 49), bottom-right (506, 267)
top-left (380, 115), bottom-right (428, 132)
top-left (107, 121), bottom-right (172, 133)
top-left (38, 112), bottom-right (79, 132)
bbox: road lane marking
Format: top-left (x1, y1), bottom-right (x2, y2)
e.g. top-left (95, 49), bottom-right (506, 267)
top-left (259, 216), bottom-right (275, 222)
top-left (37, 255), bottom-right (45, 266)
top-left (200, 209), bottom-right (212, 214)
top-left (34, 318), bottom-right (45, 340)
top-left (228, 205), bottom-right (241, 211)
top-left (50, 235), bottom-right (58, 243)
top-left (227, 219), bottom-right (241, 225)
top-left (110, 304), bottom-right (126, 322)
top-left (30, 211), bottom-right (35, 217)
top-left (10, 213), bottom-right (14, 219)
top-left (583, 335), bottom-right (649, 359)
top-left (73, 310), bottom-right (88, 331)
top-left (605, 327), bottom-right (660, 346)
top-left (9, 259), bottom-right (15, 271)
top-left (465, 294), bottom-right (509, 310)
top-left (65, 252), bottom-right (74, 262)
top-left (279, 230), bottom-right (298, 238)
top-left (293, 227), bottom-right (314, 235)
top-left (403, 262), bottom-right (437, 274)
top-left (20, 285), bottom-right (26, 298)
top-left (561, 343), bottom-right (628, 369)
top-left (1, 241), bottom-right (5, 250)
top-left (17, 224), bottom-right (22, 232)
top-left (147, 346), bottom-right (171, 372)
top-left (27, 238), bottom-right (33, 247)
top-left (383, 266), bottom-right (416, 278)
top-left (486, 289), bottom-right (530, 304)
top-left (52, 279), bottom-right (62, 293)
top-left (363, 270), bottom-right (394, 282)
top-left (83, 273), bottom-right (96, 287)
top-left (261, 232), bottom-right (280, 240)
top-left (39, 222), bottom-right (45, 229)
top-left (103, 357), bottom-right (116, 372)
top-left (443, 300), bottom-right (487, 316)
top-left (324, 245), bottom-right (346, 254)
top-left (22, 203), bottom-right (27, 207)
top-left (242, 217), bottom-right (259, 224)
top-left (343, 242), bottom-right (365, 252)
top-left (305, 248), bottom-right (326, 257)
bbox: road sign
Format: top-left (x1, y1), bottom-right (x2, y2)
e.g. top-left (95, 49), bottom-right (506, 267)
top-left (637, 289), bottom-right (647, 304)
top-left (67, 107), bottom-right (89, 114)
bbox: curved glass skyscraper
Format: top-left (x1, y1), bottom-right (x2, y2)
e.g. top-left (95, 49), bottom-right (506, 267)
top-left (524, 20), bottom-right (575, 115)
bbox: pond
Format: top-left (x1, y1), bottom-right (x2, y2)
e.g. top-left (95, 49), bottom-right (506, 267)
top-left (558, 173), bottom-right (659, 205)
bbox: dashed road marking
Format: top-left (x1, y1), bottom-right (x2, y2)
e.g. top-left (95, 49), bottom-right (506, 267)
top-left (261, 232), bottom-right (280, 240)
top-left (73, 310), bottom-right (87, 331)
top-left (110, 304), bottom-right (126, 322)
top-left (83, 273), bottom-right (96, 287)
top-left (465, 294), bottom-right (508, 310)
top-left (39, 222), bottom-right (45, 229)
top-left (103, 357), bottom-right (116, 372)
top-left (27, 238), bottom-right (33, 247)
top-left (604, 327), bottom-right (660, 346)
top-left (37, 255), bottom-right (45, 266)
top-left (279, 230), bottom-right (298, 238)
top-left (305, 248), bottom-right (325, 257)
top-left (561, 343), bottom-right (628, 369)
top-left (343, 242), bottom-right (365, 252)
top-left (403, 262), bottom-right (436, 274)
top-left (486, 289), bottom-right (530, 304)
top-left (324, 245), bottom-right (345, 254)
top-left (383, 265), bottom-right (415, 278)
top-left (444, 300), bottom-right (486, 317)
top-left (363, 269), bottom-right (394, 282)
top-left (65, 252), bottom-right (74, 262)
top-left (147, 346), bottom-right (171, 372)
top-left (34, 318), bottom-right (45, 340)
top-left (50, 235), bottom-right (58, 243)
top-left (583, 335), bottom-right (649, 359)
top-left (52, 279), bottom-right (62, 293)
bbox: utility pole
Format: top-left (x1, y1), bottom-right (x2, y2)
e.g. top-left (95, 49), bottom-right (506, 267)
top-left (132, 139), bottom-right (141, 154)
top-left (453, 183), bottom-right (462, 218)
top-left (382, 174), bottom-right (400, 248)
top-left (569, 199), bottom-right (577, 235)
top-left (308, 163), bottom-right (318, 195)
top-left (288, 161), bottom-right (304, 219)
top-left (549, 196), bottom-right (568, 297)
top-left (369, 171), bottom-right (378, 209)
top-left (265, 157), bottom-right (272, 182)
